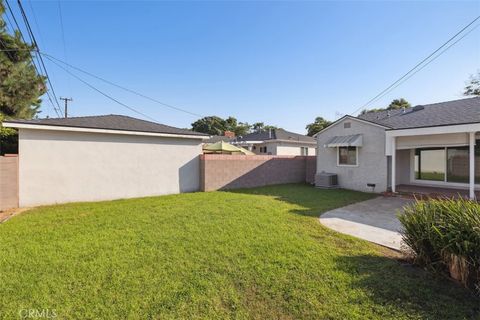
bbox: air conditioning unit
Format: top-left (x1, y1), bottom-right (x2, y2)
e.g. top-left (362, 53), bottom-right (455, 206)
top-left (315, 172), bottom-right (338, 189)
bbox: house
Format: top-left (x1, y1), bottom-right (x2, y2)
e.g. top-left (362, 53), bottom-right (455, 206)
top-left (232, 128), bottom-right (316, 155)
top-left (2, 115), bottom-right (208, 206)
top-left (314, 97), bottom-right (480, 199)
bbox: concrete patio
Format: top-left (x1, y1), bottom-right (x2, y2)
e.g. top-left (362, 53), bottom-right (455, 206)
top-left (319, 196), bottom-right (412, 250)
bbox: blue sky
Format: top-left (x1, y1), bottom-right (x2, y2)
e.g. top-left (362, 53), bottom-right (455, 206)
top-left (7, 1), bottom-right (480, 133)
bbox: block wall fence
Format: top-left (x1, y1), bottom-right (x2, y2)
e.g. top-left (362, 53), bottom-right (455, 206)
top-left (200, 154), bottom-right (316, 191)
top-left (0, 155), bottom-right (18, 211)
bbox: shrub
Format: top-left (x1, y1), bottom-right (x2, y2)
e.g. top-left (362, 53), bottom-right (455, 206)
top-left (0, 114), bottom-right (18, 155)
top-left (399, 197), bottom-right (480, 293)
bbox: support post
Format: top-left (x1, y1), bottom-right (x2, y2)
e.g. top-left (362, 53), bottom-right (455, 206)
top-left (469, 132), bottom-right (475, 200)
top-left (391, 137), bottom-right (396, 193)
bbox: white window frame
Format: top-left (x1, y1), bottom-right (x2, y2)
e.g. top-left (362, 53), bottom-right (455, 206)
top-left (411, 145), bottom-right (480, 187)
top-left (300, 147), bottom-right (308, 156)
top-left (337, 146), bottom-right (359, 167)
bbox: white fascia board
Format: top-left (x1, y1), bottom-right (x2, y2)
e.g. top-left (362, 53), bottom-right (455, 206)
top-left (384, 123), bottom-right (480, 156)
top-left (386, 123), bottom-right (480, 138)
top-left (233, 140), bottom-right (265, 144)
top-left (236, 139), bottom-right (315, 145)
top-left (3, 122), bottom-right (209, 140)
top-left (313, 115), bottom-right (389, 137)
top-left (271, 139), bottom-right (317, 145)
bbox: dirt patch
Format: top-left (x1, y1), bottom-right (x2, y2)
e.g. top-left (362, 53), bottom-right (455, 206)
top-left (0, 207), bottom-right (30, 223)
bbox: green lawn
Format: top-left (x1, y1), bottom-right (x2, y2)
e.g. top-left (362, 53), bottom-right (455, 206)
top-left (0, 184), bottom-right (477, 319)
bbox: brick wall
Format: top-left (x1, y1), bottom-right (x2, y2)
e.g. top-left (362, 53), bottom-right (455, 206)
top-left (0, 155), bottom-right (18, 211)
top-left (200, 154), bottom-right (316, 191)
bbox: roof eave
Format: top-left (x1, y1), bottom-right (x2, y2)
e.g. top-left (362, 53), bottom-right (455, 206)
top-left (313, 115), bottom-right (390, 137)
top-left (3, 122), bottom-right (209, 140)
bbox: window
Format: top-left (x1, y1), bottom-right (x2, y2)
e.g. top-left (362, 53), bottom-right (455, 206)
top-left (414, 148), bottom-right (445, 181)
top-left (301, 147), bottom-right (308, 156)
top-left (414, 144), bottom-right (480, 183)
top-left (344, 122), bottom-right (351, 129)
top-left (259, 146), bottom-right (267, 153)
top-left (338, 147), bottom-right (357, 166)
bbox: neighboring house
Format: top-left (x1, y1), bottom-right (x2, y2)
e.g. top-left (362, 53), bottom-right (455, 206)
top-left (233, 128), bottom-right (316, 156)
top-left (314, 97), bottom-right (480, 199)
top-left (204, 135), bottom-right (232, 144)
top-left (3, 115), bottom-right (208, 206)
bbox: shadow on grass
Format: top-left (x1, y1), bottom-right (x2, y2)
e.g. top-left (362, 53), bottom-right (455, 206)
top-left (335, 254), bottom-right (479, 319)
top-left (226, 183), bottom-right (375, 217)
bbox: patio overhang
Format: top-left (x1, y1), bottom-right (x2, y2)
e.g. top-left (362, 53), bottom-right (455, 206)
top-left (324, 134), bottom-right (363, 148)
top-left (385, 122), bottom-right (480, 199)
top-left (385, 123), bottom-right (480, 156)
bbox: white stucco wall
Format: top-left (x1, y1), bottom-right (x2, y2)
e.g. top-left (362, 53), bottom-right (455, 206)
top-left (250, 142), bottom-right (316, 155)
top-left (273, 142), bottom-right (316, 156)
top-left (316, 118), bottom-right (388, 193)
top-left (18, 129), bottom-right (203, 206)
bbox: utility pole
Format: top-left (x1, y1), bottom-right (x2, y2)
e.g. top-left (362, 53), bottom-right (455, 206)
top-left (59, 97), bottom-right (73, 118)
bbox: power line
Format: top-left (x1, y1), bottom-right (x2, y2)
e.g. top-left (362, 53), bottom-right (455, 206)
top-left (351, 15), bottom-right (480, 115)
top-left (16, 0), bottom-right (64, 117)
top-left (41, 53), bottom-right (205, 118)
top-left (3, 0), bottom-right (61, 117)
top-left (26, 0), bottom-right (44, 45)
top-left (367, 23), bottom-right (480, 105)
top-left (56, 0), bottom-right (70, 95)
top-left (44, 55), bottom-right (160, 122)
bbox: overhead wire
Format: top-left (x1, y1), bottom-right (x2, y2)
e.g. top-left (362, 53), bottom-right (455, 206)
top-left (350, 15), bottom-right (480, 115)
top-left (16, 0), bottom-right (63, 116)
top-left (41, 53), bottom-right (205, 118)
top-left (44, 55), bottom-right (161, 122)
top-left (3, 0), bottom-right (61, 117)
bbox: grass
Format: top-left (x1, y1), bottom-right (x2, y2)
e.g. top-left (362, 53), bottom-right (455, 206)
top-left (0, 184), bottom-right (478, 319)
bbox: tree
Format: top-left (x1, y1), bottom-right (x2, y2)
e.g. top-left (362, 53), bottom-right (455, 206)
top-left (305, 116), bottom-right (331, 136)
top-left (464, 71), bottom-right (480, 96)
top-left (224, 116), bottom-right (251, 136)
top-left (360, 98), bottom-right (411, 115)
top-left (233, 122), bottom-right (250, 136)
top-left (0, 1), bottom-right (46, 119)
top-left (191, 116), bottom-right (227, 135)
top-left (387, 98), bottom-right (411, 110)
top-left (0, 113), bottom-right (17, 154)
top-left (251, 122), bottom-right (277, 133)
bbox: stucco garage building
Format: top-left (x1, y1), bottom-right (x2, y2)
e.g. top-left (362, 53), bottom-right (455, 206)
top-left (3, 115), bottom-right (208, 206)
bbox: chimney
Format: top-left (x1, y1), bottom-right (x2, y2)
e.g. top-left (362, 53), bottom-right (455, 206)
top-left (224, 130), bottom-right (235, 138)
top-left (268, 128), bottom-right (272, 139)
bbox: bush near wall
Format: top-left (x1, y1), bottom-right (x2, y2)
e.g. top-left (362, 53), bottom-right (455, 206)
top-left (0, 116), bottom-right (18, 155)
top-left (399, 198), bottom-right (480, 294)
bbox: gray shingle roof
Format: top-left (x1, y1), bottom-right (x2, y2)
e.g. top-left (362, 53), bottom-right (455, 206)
top-left (4, 114), bottom-right (208, 137)
top-left (234, 128), bottom-right (315, 143)
top-left (357, 97), bottom-right (480, 129)
top-left (205, 135), bottom-right (233, 143)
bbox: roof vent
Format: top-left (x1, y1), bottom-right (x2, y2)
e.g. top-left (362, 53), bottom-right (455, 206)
top-left (412, 105), bottom-right (424, 112)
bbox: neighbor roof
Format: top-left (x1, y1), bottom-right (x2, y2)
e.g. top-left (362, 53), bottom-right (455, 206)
top-left (234, 128), bottom-right (315, 143)
top-left (205, 135), bottom-right (233, 143)
top-left (357, 97), bottom-right (480, 130)
top-left (4, 114), bottom-right (208, 137)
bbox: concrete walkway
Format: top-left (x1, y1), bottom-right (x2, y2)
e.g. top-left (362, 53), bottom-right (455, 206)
top-left (320, 197), bottom-right (412, 250)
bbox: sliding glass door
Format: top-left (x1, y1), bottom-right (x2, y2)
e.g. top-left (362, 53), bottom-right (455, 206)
top-left (414, 143), bottom-right (480, 184)
top-left (415, 148), bottom-right (445, 181)
top-left (447, 147), bottom-right (469, 183)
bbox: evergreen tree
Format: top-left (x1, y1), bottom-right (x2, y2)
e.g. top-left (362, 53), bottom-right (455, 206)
top-left (0, 1), bottom-right (46, 119)
top-left (464, 71), bottom-right (480, 96)
top-left (305, 116), bottom-right (331, 136)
